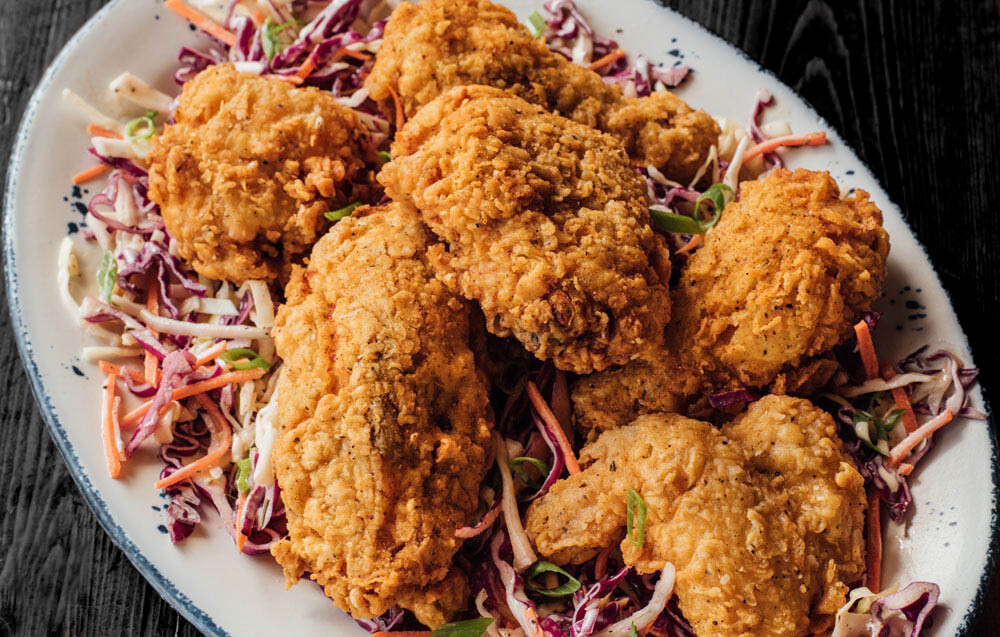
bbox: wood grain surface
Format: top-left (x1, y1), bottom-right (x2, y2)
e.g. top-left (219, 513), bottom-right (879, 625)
top-left (1, 1), bottom-right (997, 635)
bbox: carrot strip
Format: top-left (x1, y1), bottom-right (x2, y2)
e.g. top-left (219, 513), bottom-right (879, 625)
top-left (674, 234), bottom-right (703, 254)
top-left (881, 362), bottom-right (919, 434)
top-left (898, 462), bottom-right (915, 476)
top-left (526, 381), bottom-right (581, 475)
top-left (854, 320), bottom-right (879, 380)
top-left (523, 606), bottom-right (546, 637)
top-left (98, 361), bottom-right (146, 384)
top-left (144, 282), bottom-right (160, 388)
top-left (296, 51), bottom-right (319, 79)
top-left (865, 489), bottom-right (882, 593)
top-left (122, 368), bottom-right (267, 427)
top-left (588, 48), bottom-right (626, 71)
top-left (341, 48), bottom-right (372, 62)
top-left (743, 131), bottom-right (827, 162)
top-left (388, 87), bottom-right (405, 132)
top-left (194, 342), bottom-right (228, 368)
top-left (888, 409), bottom-right (954, 467)
top-left (372, 633), bottom-right (429, 637)
top-left (235, 494), bottom-right (248, 554)
top-left (165, 0), bottom-right (237, 47)
top-left (72, 164), bottom-right (111, 184)
top-left (250, 10), bottom-right (264, 27)
top-left (154, 393), bottom-right (232, 489)
top-left (102, 372), bottom-right (123, 479)
top-left (594, 542), bottom-right (614, 580)
top-left (88, 124), bottom-right (122, 139)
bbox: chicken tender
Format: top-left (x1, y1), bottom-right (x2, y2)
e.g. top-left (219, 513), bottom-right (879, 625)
top-left (269, 203), bottom-right (494, 627)
top-left (379, 85), bottom-right (672, 374)
top-left (572, 169), bottom-right (889, 436)
top-left (365, 0), bottom-right (719, 183)
top-left (524, 396), bottom-right (866, 637)
top-left (148, 64), bottom-right (378, 284)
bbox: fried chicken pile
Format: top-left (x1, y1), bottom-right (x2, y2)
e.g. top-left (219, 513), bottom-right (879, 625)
top-left (365, 0), bottom-right (719, 183)
top-left (525, 396), bottom-right (867, 636)
top-left (269, 203), bottom-right (493, 627)
top-left (148, 64), bottom-right (378, 284)
top-left (380, 85), bottom-right (672, 374)
top-left (573, 168), bottom-right (890, 438)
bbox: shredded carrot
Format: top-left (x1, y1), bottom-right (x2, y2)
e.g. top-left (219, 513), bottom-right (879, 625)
top-left (675, 233), bottom-right (703, 254)
top-left (264, 73), bottom-right (303, 85)
top-left (296, 51), bottom-right (319, 79)
top-left (388, 87), bottom-right (406, 132)
top-left (881, 362), bottom-right (919, 434)
top-left (854, 320), bottom-right (879, 380)
top-left (888, 409), bottom-right (954, 467)
top-left (235, 494), bottom-right (248, 554)
top-left (165, 0), bottom-right (237, 47)
top-left (87, 124), bottom-right (122, 139)
top-left (594, 542), bottom-right (614, 580)
top-left (522, 606), bottom-right (546, 637)
top-left (98, 361), bottom-right (146, 384)
top-left (899, 462), bottom-right (915, 476)
top-left (154, 394), bottom-right (232, 489)
top-left (72, 164), bottom-right (111, 184)
top-left (526, 381), bottom-right (581, 475)
top-left (865, 489), bottom-right (882, 593)
top-left (102, 372), bottom-right (123, 479)
top-left (145, 282), bottom-right (160, 387)
top-left (588, 48), bottom-right (626, 71)
top-left (122, 368), bottom-right (267, 428)
top-left (341, 48), bottom-right (372, 62)
top-left (194, 342), bottom-right (228, 368)
top-left (250, 10), bottom-right (264, 27)
top-left (372, 633), bottom-right (429, 637)
top-left (743, 131), bottom-right (827, 162)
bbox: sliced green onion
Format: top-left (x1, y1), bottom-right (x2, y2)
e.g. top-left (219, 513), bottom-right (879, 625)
top-left (262, 18), bottom-right (299, 62)
top-left (219, 347), bottom-right (272, 370)
top-left (97, 250), bottom-right (117, 303)
top-left (626, 488), bottom-right (647, 547)
top-left (528, 11), bottom-right (546, 38)
top-left (236, 457), bottom-right (252, 494)
top-left (692, 182), bottom-right (733, 232)
top-left (124, 110), bottom-right (157, 141)
top-left (853, 407), bottom-right (905, 456)
top-left (429, 617), bottom-right (494, 637)
top-left (649, 208), bottom-right (703, 235)
top-left (510, 456), bottom-right (550, 488)
top-left (377, 150), bottom-right (391, 163)
top-left (524, 560), bottom-right (581, 597)
top-left (629, 624), bottom-right (640, 637)
top-left (324, 202), bottom-right (359, 222)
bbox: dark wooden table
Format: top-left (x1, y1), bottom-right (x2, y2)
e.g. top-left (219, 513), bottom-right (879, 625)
top-left (1, 1), bottom-right (997, 635)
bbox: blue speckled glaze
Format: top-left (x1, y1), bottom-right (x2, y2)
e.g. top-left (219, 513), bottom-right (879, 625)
top-left (3, 0), bottom-right (996, 634)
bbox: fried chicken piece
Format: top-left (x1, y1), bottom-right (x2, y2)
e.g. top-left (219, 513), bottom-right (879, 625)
top-left (378, 85), bottom-right (672, 374)
top-left (572, 169), bottom-right (889, 436)
top-left (524, 396), bottom-right (866, 637)
top-left (269, 202), bottom-right (493, 628)
top-left (148, 64), bottom-right (378, 284)
top-left (365, 0), bottom-right (719, 183)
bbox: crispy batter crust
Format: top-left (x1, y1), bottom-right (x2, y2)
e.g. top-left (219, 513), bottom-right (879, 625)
top-left (525, 395), bottom-right (866, 637)
top-left (365, 0), bottom-right (719, 183)
top-left (148, 64), bottom-right (378, 284)
top-left (572, 169), bottom-right (890, 437)
top-left (379, 85), bottom-right (672, 374)
top-left (270, 203), bottom-right (493, 627)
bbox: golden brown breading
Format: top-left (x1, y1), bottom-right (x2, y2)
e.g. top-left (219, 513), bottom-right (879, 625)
top-left (269, 203), bottom-right (493, 628)
top-left (572, 169), bottom-right (889, 437)
top-left (524, 396), bottom-right (866, 637)
top-left (378, 85), bottom-right (672, 374)
top-left (365, 0), bottom-right (719, 183)
top-left (148, 64), bottom-right (377, 284)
